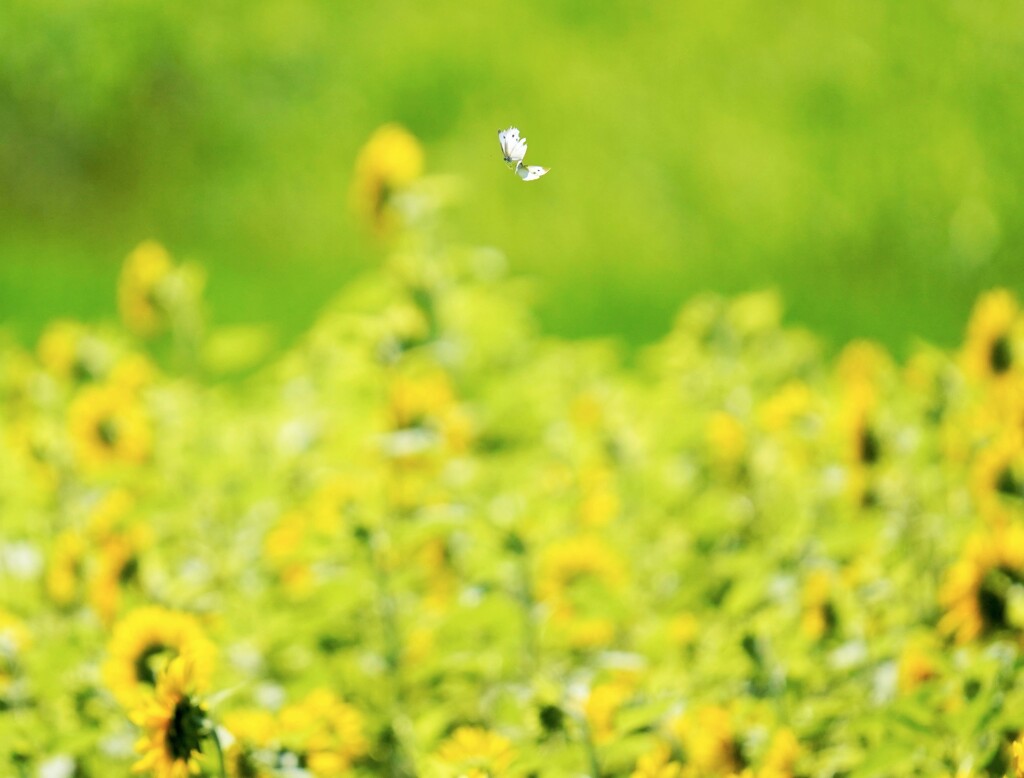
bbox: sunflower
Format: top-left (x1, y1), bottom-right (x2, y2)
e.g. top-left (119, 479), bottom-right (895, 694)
top-left (222, 709), bottom-right (275, 778)
top-left (630, 743), bottom-right (684, 778)
top-left (68, 382), bottom-right (152, 471)
top-left (434, 726), bottom-right (516, 778)
top-left (757, 381), bottom-right (814, 434)
top-left (89, 533), bottom-right (145, 625)
top-left (584, 680), bottom-right (634, 744)
top-left (963, 289), bottom-right (1020, 383)
top-left (896, 639), bottom-right (939, 693)
top-left (349, 124), bottom-right (424, 236)
top-left (839, 381), bottom-right (881, 469)
top-left (37, 319), bottom-right (109, 382)
top-left (706, 411), bottom-right (747, 477)
top-left (103, 606), bottom-right (216, 709)
top-left (130, 657), bottom-right (209, 778)
top-left (536, 536), bottom-right (627, 617)
top-left (939, 522), bottom-right (1024, 643)
top-left (761, 729), bottom-right (800, 778)
top-left (669, 705), bottom-right (740, 775)
top-left (971, 432), bottom-right (1024, 515)
top-left (46, 530), bottom-right (86, 607)
top-left (119, 241), bottom-right (174, 337)
top-left (278, 689), bottom-right (368, 776)
top-left (800, 570), bottom-right (837, 640)
top-left (577, 464), bottom-right (621, 527)
top-left (1012, 734), bottom-right (1024, 778)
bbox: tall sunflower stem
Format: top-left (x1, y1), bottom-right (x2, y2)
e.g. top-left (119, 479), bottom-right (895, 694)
top-left (209, 723), bottom-right (227, 778)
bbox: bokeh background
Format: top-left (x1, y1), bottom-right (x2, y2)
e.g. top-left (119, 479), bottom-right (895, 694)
top-left (2, 0), bottom-right (1023, 353)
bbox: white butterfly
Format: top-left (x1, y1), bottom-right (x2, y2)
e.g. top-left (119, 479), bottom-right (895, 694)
top-left (498, 126), bottom-right (549, 182)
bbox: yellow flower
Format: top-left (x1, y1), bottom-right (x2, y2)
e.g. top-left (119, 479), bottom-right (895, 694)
top-left (435, 726), bottom-right (515, 778)
top-left (963, 289), bottom-right (1019, 382)
top-left (800, 570), bottom-right (836, 640)
top-left (37, 320), bottom-right (107, 381)
top-left (706, 411), bottom-right (746, 475)
top-left (1011, 734), bottom-right (1024, 778)
top-left (971, 431), bottom-right (1024, 513)
top-left (222, 709), bottom-right (276, 778)
top-left (46, 530), bottom-right (86, 607)
top-left (223, 709), bottom-right (275, 749)
top-left (757, 381), bottom-right (813, 433)
top-left (103, 607), bottom-right (216, 709)
top-left (761, 728), bottom-right (800, 777)
top-left (836, 340), bottom-right (892, 387)
top-left (584, 680), bottom-right (634, 744)
top-left (263, 512), bottom-right (316, 599)
top-left (670, 705), bottom-right (739, 774)
top-left (89, 533), bottom-right (145, 625)
top-left (896, 640), bottom-right (939, 693)
top-left (566, 616), bottom-right (617, 649)
top-left (578, 465), bottom-right (621, 527)
top-left (939, 522), bottom-right (1024, 643)
top-left (130, 657), bottom-right (208, 778)
top-left (350, 123), bottom-right (424, 235)
top-left (119, 241), bottom-right (175, 337)
top-left (668, 613), bottom-right (700, 649)
top-left (278, 689), bottom-right (368, 775)
top-left (109, 352), bottom-right (159, 393)
top-left (536, 536), bottom-right (627, 624)
top-left (86, 488), bottom-right (137, 538)
top-left (418, 536), bottom-right (457, 610)
top-left (631, 743), bottom-right (684, 778)
top-left (68, 382), bottom-right (152, 471)
top-left (0, 609), bottom-right (31, 653)
top-left (839, 380), bottom-right (880, 468)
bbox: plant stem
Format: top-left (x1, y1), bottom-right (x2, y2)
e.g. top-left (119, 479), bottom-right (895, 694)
top-left (209, 724), bottom-right (227, 778)
top-left (579, 717), bottom-right (602, 778)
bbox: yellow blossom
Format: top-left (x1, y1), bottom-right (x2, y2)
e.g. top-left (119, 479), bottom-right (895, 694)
top-left (962, 288), bottom-right (1019, 382)
top-left (350, 123), bottom-right (424, 235)
top-left (670, 705), bottom-right (739, 774)
top-left (435, 726), bottom-right (515, 778)
top-left (278, 689), bottom-right (368, 775)
top-left (103, 606), bottom-right (216, 709)
top-left (631, 743), bottom-right (683, 778)
top-left (119, 241), bottom-right (175, 337)
top-left (939, 522), bottom-right (1024, 643)
top-left (130, 657), bottom-right (208, 778)
top-left (68, 382), bottom-right (152, 471)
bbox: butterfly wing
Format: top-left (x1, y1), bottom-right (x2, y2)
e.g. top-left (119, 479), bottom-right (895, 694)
top-left (499, 127), bottom-right (528, 164)
top-left (516, 164), bottom-right (549, 182)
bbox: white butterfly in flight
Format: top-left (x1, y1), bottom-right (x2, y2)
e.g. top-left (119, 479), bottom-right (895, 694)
top-left (498, 126), bottom-right (550, 181)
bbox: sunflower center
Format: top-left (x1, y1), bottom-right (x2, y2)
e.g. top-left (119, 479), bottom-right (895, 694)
top-left (538, 703), bottom-right (565, 735)
top-left (167, 696), bottom-right (206, 761)
top-left (119, 556), bottom-right (140, 585)
top-left (990, 335), bottom-right (1013, 374)
top-left (858, 426), bottom-right (881, 465)
top-left (97, 417), bottom-right (120, 448)
top-left (978, 566), bottom-right (1023, 629)
top-left (997, 466), bottom-right (1024, 499)
top-left (134, 643), bottom-right (172, 686)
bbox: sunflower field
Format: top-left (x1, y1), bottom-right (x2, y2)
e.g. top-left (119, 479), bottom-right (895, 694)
top-left (6, 127), bottom-right (1024, 778)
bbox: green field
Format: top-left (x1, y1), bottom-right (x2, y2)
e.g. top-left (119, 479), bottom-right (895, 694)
top-left (10, 5), bottom-right (1024, 775)
top-left (3, 1), bottom-right (1024, 355)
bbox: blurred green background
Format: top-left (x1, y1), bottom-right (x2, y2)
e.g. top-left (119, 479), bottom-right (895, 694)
top-left (2, 0), bottom-right (1023, 355)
